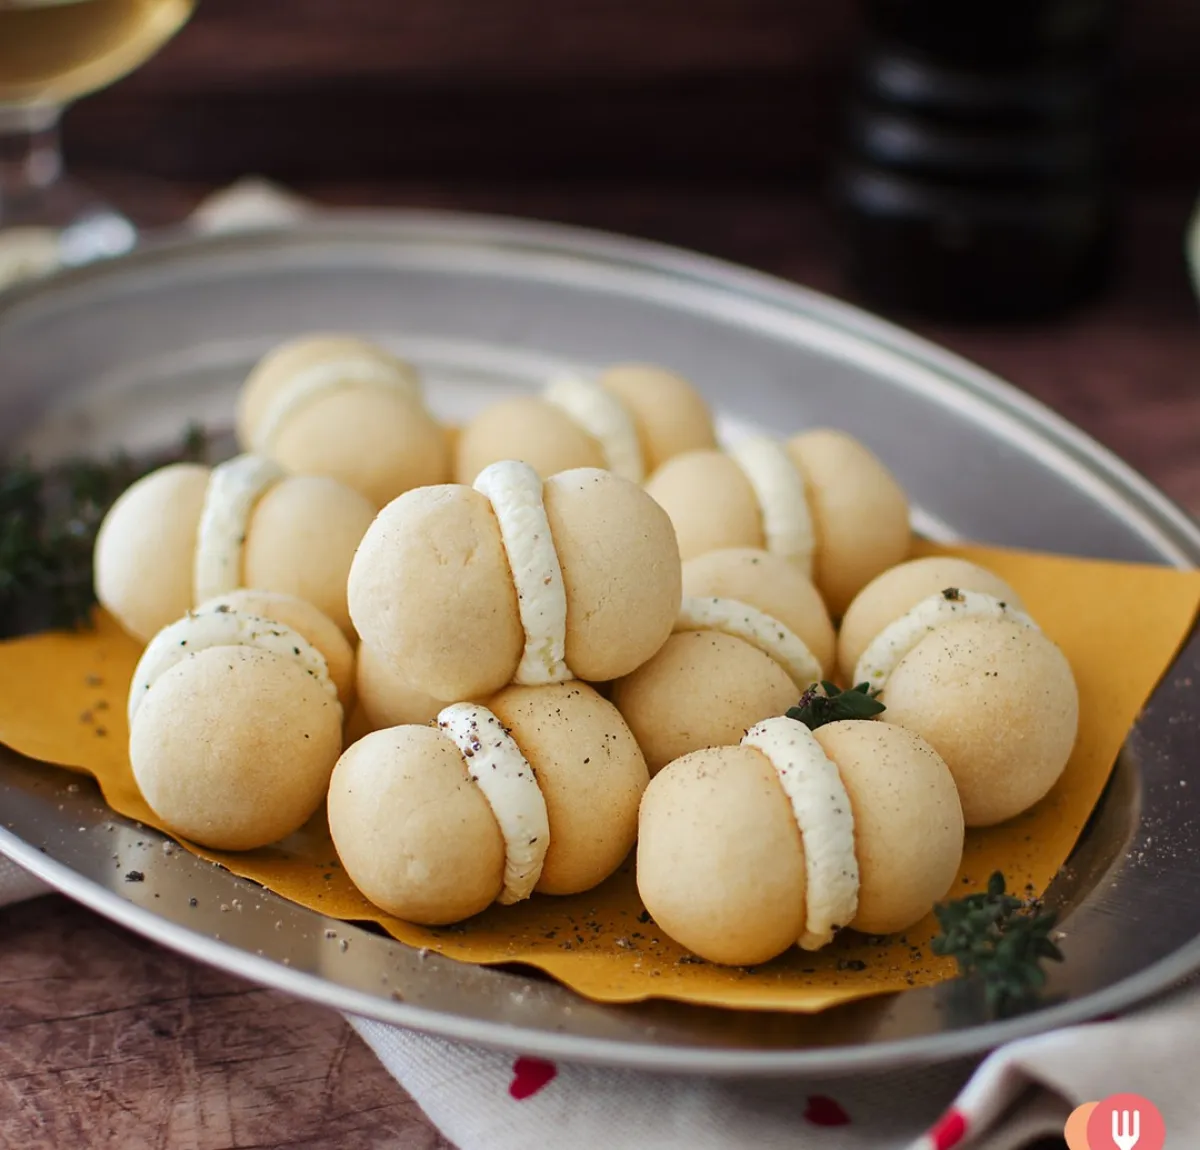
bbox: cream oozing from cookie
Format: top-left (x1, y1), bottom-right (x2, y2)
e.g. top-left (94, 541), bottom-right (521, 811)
top-left (253, 355), bottom-right (423, 452)
top-left (192, 454), bottom-right (284, 604)
top-left (128, 608), bottom-right (336, 725)
top-left (854, 589), bottom-right (1040, 694)
top-left (727, 434), bottom-right (815, 574)
top-left (742, 716), bottom-right (859, 951)
top-left (472, 460), bottom-right (570, 685)
top-left (437, 702), bottom-right (550, 905)
top-left (675, 596), bottom-right (822, 690)
top-left (542, 374), bottom-right (644, 482)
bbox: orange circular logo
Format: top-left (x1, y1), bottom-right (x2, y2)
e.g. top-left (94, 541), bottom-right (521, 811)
top-left (1064, 1102), bottom-right (1098, 1150)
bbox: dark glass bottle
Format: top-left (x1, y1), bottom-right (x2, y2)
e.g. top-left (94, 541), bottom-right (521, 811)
top-left (833, 0), bottom-right (1120, 321)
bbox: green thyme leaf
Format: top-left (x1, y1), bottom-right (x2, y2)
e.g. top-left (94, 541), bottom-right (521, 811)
top-left (786, 681), bottom-right (886, 731)
top-left (931, 871), bottom-right (1064, 1019)
top-left (0, 424), bottom-right (209, 634)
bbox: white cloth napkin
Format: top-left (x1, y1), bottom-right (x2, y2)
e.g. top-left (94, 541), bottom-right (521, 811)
top-left (2, 855), bottom-right (1198, 1148)
top-left (350, 983), bottom-right (1200, 1150)
top-left (3, 181), bottom-right (1200, 1149)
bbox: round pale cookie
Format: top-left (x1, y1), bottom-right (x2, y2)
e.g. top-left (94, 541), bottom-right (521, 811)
top-left (784, 429), bottom-right (911, 617)
top-left (236, 335), bottom-right (448, 508)
top-left (196, 588), bottom-right (356, 711)
top-left (267, 388), bottom-right (448, 509)
top-left (130, 646), bottom-right (344, 850)
top-left (682, 547), bottom-right (835, 677)
top-left (454, 394), bottom-right (606, 485)
top-left (354, 640), bottom-right (447, 733)
top-left (242, 474), bottom-right (376, 640)
top-left (637, 744), bottom-right (808, 966)
top-left (328, 725), bottom-right (506, 924)
top-left (236, 335), bottom-right (418, 445)
top-left (879, 616), bottom-right (1079, 826)
top-left (611, 630), bottom-right (797, 774)
top-left (94, 463), bottom-right (210, 643)
top-left (488, 682), bottom-right (648, 895)
top-left (812, 721), bottom-right (963, 934)
top-left (644, 449), bottom-right (764, 561)
top-left (597, 363), bottom-right (717, 474)
top-left (348, 485), bottom-right (524, 701)
top-left (542, 467), bottom-right (681, 682)
top-left (838, 557), bottom-right (1025, 683)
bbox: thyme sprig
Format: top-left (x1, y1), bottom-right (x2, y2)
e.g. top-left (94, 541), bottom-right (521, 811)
top-left (786, 681), bottom-right (886, 731)
top-left (0, 424), bottom-right (208, 632)
top-left (932, 871), bottom-right (1063, 1018)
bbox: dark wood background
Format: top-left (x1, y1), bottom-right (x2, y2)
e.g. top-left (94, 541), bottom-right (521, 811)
top-left (5, 2), bottom-right (1200, 1147)
top-left (67, 0), bottom-right (1200, 188)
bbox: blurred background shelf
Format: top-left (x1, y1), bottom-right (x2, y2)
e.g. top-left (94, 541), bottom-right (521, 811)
top-left (66, 0), bottom-right (1200, 187)
top-left (61, 0), bottom-right (1200, 509)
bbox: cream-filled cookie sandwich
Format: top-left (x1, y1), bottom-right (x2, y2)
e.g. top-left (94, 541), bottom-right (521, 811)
top-left (637, 715), bottom-right (964, 966)
top-left (840, 558), bottom-right (1078, 826)
top-left (195, 588), bottom-right (357, 715)
top-left (348, 461), bottom-right (681, 701)
top-left (128, 605), bottom-right (345, 851)
top-left (236, 334), bottom-right (450, 508)
top-left (454, 363), bottom-right (717, 485)
top-left (644, 429), bottom-right (910, 616)
top-left (837, 556), bottom-right (1027, 683)
top-left (95, 454), bottom-right (375, 642)
top-left (327, 682), bottom-right (649, 924)
top-left (611, 547), bottom-right (834, 773)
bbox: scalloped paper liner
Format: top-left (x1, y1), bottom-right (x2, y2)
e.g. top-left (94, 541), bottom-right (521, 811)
top-left (0, 541), bottom-right (1196, 1012)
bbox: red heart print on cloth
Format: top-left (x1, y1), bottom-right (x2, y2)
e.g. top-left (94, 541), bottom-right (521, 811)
top-left (802, 1095), bottom-right (852, 1126)
top-left (922, 1109), bottom-right (968, 1150)
top-left (509, 1056), bottom-right (558, 1100)
top-left (910, 1109), bottom-right (969, 1150)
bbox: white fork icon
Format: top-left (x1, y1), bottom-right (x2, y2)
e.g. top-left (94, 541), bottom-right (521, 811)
top-left (1112, 1108), bottom-right (1141, 1150)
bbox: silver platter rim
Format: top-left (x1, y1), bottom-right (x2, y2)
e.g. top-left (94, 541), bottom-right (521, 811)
top-left (0, 209), bottom-right (1197, 1077)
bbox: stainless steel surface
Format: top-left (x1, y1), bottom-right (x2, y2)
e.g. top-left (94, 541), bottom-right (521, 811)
top-left (0, 212), bottom-right (1198, 1077)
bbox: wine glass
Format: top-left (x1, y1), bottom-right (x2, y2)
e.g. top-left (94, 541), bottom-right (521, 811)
top-left (0, 0), bottom-right (195, 274)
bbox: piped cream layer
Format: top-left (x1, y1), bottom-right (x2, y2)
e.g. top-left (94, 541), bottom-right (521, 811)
top-left (727, 434), bottom-right (814, 574)
top-left (437, 702), bottom-right (550, 905)
top-left (854, 589), bottom-right (1040, 694)
top-left (253, 354), bottom-right (422, 451)
top-left (542, 374), bottom-right (644, 482)
top-left (128, 607), bottom-right (336, 725)
top-left (473, 460), bottom-right (571, 685)
top-left (675, 596), bottom-right (822, 690)
top-left (192, 454), bottom-right (284, 605)
top-left (742, 716), bottom-right (859, 951)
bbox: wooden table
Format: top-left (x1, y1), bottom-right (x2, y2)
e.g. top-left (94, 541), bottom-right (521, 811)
top-left (2, 182), bottom-right (1197, 1150)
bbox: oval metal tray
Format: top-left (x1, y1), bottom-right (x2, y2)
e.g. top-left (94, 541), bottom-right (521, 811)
top-left (0, 212), bottom-right (1198, 1077)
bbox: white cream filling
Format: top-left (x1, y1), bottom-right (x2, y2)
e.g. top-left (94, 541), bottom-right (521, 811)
top-left (192, 454), bottom-right (284, 605)
top-left (437, 702), bottom-right (550, 905)
top-left (542, 373), bottom-right (644, 482)
top-left (742, 716), bottom-right (859, 951)
top-left (854, 589), bottom-right (1040, 694)
top-left (128, 607), bottom-right (337, 726)
top-left (675, 596), bottom-right (822, 691)
top-left (727, 434), bottom-right (815, 575)
top-left (472, 460), bottom-right (570, 685)
top-left (252, 355), bottom-right (423, 452)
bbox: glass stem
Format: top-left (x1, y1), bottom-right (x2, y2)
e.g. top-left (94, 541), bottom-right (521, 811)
top-left (0, 105), bottom-right (64, 218)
